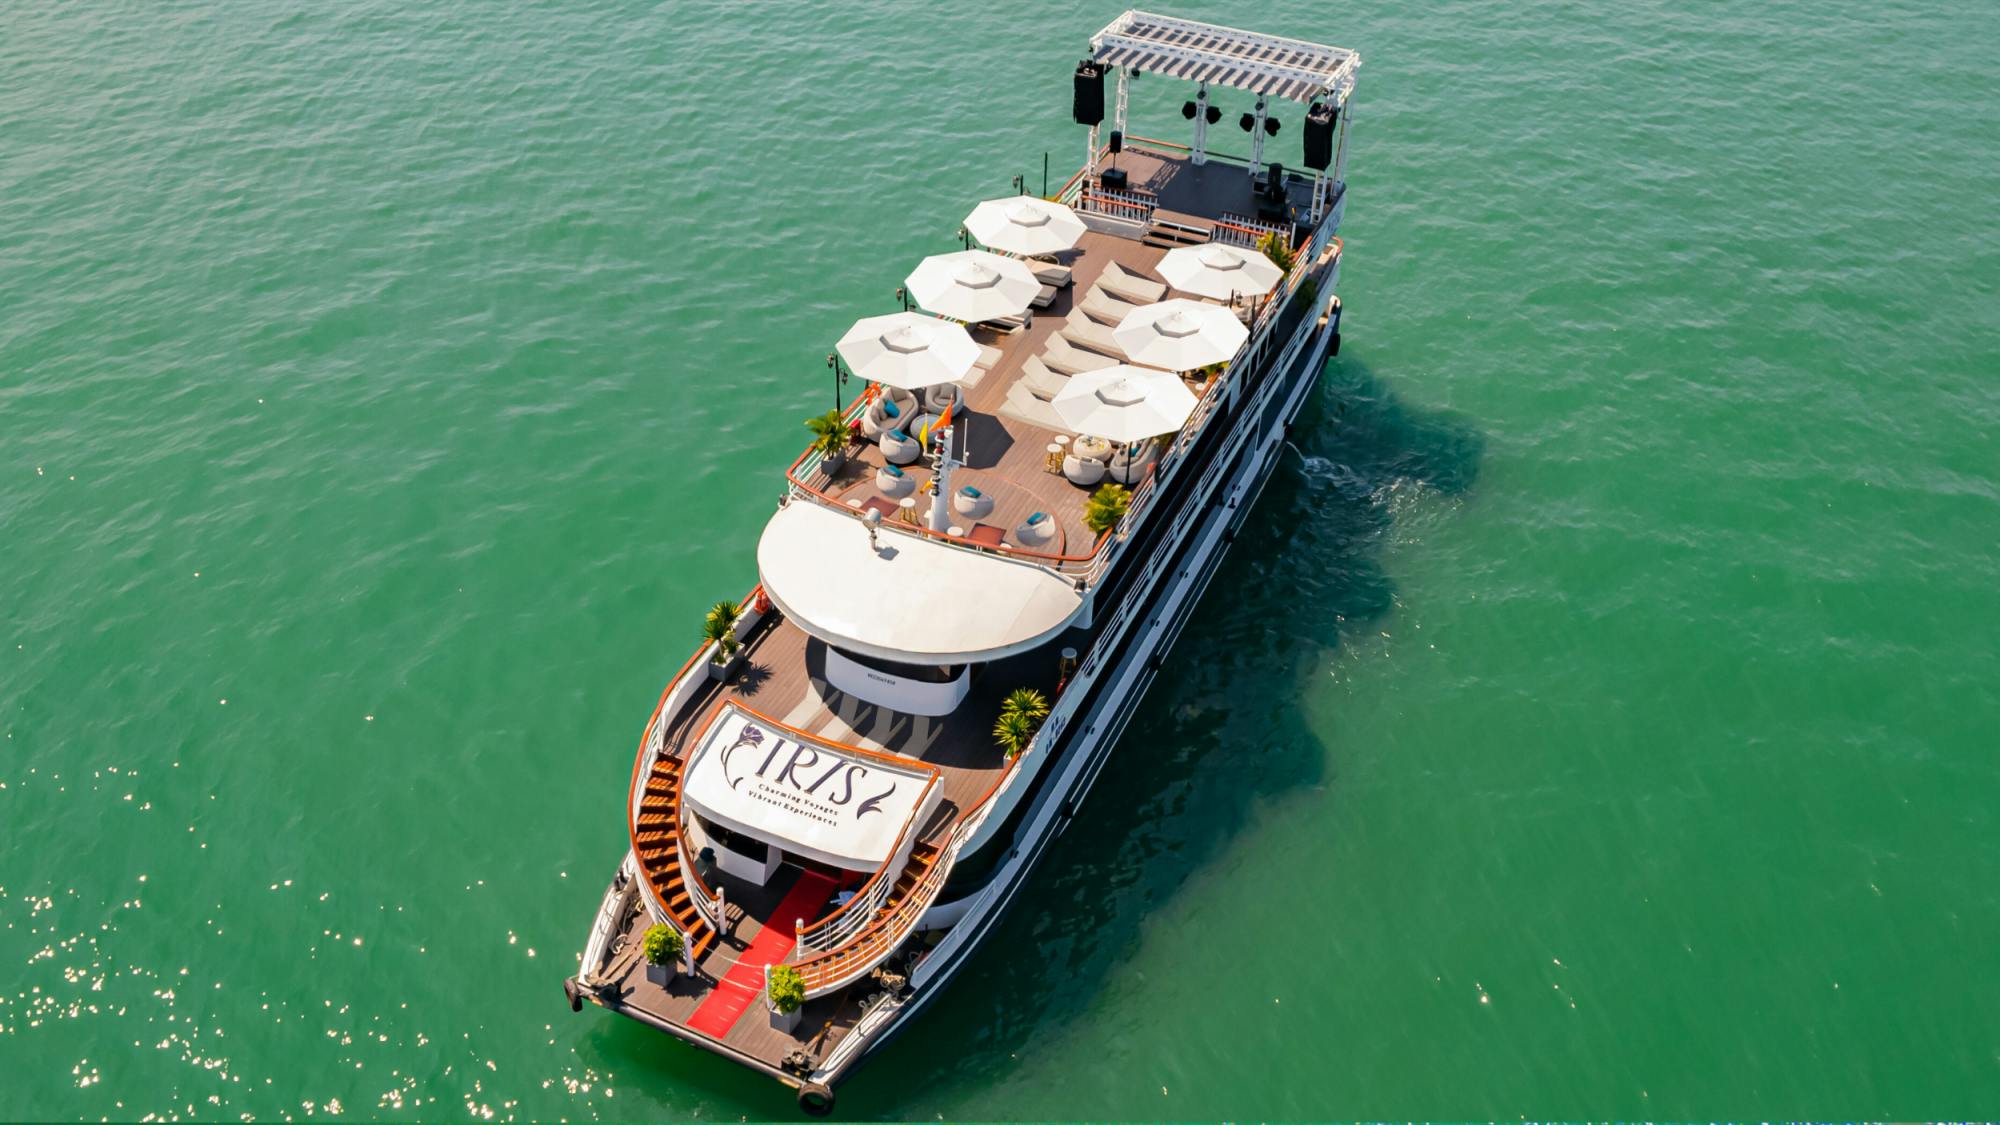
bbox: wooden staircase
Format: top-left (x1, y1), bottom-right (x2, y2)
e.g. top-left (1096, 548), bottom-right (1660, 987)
top-left (630, 749), bottom-right (718, 964)
top-left (1143, 216), bottom-right (1211, 250)
top-left (794, 841), bottom-right (945, 993)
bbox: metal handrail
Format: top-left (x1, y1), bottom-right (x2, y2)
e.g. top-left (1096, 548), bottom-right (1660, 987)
top-left (796, 773), bottom-right (942, 954)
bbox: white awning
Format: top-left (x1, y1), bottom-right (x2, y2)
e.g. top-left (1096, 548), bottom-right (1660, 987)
top-left (757, 500), bottom-right (1084, 664)
top-left (683, 704), bottom-right (936, 871)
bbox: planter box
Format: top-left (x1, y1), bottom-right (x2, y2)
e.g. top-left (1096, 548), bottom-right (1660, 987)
top-left (644, 961), bottom-right (675, 989)
top-left (707, 650), bottom-right (745, 682)
top-left (768, 1004), bottom-right (802, 1034)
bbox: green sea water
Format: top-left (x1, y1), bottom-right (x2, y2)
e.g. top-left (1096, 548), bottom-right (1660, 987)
top-left (5, 0), bottom-right (1999, 1118)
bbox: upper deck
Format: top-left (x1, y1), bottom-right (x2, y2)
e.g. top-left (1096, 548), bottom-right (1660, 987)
top-left (780, 137), bottom-right (1344, 600)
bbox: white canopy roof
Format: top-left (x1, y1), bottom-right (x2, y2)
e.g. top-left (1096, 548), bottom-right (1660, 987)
top-left (682, 704), bottom-right (936, 871)
top-left (964, 196), bottom-right (1088, 258)
top-left (904, 250), bottom-right (1042, 323)
top-left (1052, 365), bottom-right (1198, 444)
top-left (1114, 298), bottom-right (1249, 371)
top-left (758, 500), bottom-right (1084, 664)
top-left (835, 312), bottom-right (979, 391)
top-left (1157, 242), bottom-right (1286, 301)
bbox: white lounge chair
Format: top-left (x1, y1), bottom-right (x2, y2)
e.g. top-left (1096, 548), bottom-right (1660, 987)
top-left (951, 485), bottom-right (994, 519)
top-left (1019, 357), bottom-right (1070, 402)
top-left (1015, 510), bottom-right (1056, 547)
top-left (1030, 262), bottom-right (1074, 288)
top-left (859, 387), bottom-right (920, 440)
top-left (1060, 315), bottom-right (1128, 358)
top-left (1099, 260), bottom-right (1167, 304)
top-left (879, 428), bottom-right (922, 466)
top-left (1079, 287), bottom-right (1139, 325)
top-left (1031, 284), bottom-right (1058, 310)
top-left (876, 463), bottom-right (916, 497)
top-left (923, 383), bottom-right (962, 413)
top-left (1041, 334), bottom-right (1119, 375)
top-left (1108, 442), bottom-right (1160, 485)
top-left (1063, 454), bottom-right (1107, 486)
top-left (999, 383), bottom-right (1068, 431)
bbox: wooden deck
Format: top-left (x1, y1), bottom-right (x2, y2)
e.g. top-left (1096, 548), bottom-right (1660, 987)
top-left (612, 609), bottom-right (1085, 1073)
top-left (806, 225), bottom-right (1199, 561)
top-left (591, 868), bottom-right (898, 1077)
top-left (679, 613), bottom-right (1074, 834)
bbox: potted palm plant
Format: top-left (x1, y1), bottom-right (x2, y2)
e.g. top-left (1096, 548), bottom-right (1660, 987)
top-left (642, 923), bottom-right (684, 988)
top-left (805, 409), bottom-right (851, 477)
top-left (703, 600), bottom-right (744, 681)
top-left (993, 687), bottom-right (1051, 759)
top-left (1083, 482), bottom-right (1131, 537)
top-left (1257, 229), bottom-right (1296, 274)
top-left (767, 963), bottom-right (805, 1033)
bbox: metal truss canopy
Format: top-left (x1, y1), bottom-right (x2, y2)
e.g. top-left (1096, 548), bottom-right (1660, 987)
top-left (1089, 10), bottom-right (1359, 105)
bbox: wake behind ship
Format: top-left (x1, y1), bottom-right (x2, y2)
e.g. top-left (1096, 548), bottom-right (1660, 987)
top-left (565, 12), bottom-right (1360, 1113)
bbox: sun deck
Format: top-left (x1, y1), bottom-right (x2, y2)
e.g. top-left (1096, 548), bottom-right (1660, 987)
top-left (803, 228), bottom-right (1178, 559)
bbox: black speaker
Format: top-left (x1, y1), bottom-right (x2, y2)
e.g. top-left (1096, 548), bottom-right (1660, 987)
top-left (1264, 116), bottom-right (1281, 137)
top-left (1072, 62), bottom-right (1105, 126)
top-left (1108, 130), bottom-right (1123, 154)
top-left (1181, 100), bottom-right (1197, 120)
top-left (1204, 104), bottom-right (1222, 125)
top-left (1265, 162), bottom-right (1285, 199)
top-left (1238, 112), bottom-right (1255, 133)
top-left (1303, 102), bottom-right (1336, 170)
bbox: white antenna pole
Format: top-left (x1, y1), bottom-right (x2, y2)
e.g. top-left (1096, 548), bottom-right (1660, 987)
top-left (1192, 82), bottom-right (1209, 166)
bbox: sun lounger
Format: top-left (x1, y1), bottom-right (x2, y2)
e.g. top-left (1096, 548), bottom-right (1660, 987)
top-left (1041, 333), bottom-right (1119, 375)
top-left (1031, 283), bottom-right (1058, 310)
top-left (1079, 287), bottom-right (1139, 325)
top-left (1099, 260), bottom-right (1167, 304)
top-left (1020, 356), bottom-right (1070, 402)
top-left (974, 344), bottom-right (1004, 369)
top-left (999, 383), bottom-right (1068, 431)
top-left (1030, 262), bottom-right (1073, 287)
top-left (1060, 315), bottom-right (1128, 358)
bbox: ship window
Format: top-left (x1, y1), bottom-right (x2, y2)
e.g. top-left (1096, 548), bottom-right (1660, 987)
top-left (830, 647), bottom-right (964, 684)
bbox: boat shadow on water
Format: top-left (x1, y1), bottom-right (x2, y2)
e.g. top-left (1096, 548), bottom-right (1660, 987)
top-left (849, 352), bottom-right (1486, 1115)
top-left (576, 353), bottom-right (1485, 1119)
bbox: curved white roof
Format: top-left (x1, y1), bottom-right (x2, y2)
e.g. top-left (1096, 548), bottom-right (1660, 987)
top-left (757, 500), bottom-right (1084, 665)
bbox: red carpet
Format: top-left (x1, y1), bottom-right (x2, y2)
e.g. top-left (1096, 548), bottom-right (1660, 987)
top-left (685, 870), bottom-right (838, 1039)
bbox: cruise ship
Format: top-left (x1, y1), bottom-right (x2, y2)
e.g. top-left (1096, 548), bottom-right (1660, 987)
top-left (564, 12), bottom-right (1359, 1113)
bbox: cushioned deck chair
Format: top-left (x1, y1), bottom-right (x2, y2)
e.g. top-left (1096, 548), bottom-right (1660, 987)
top-left (1019, 356), bottom-right (1070, 402)
top-left (1099, 260), bottom-right (1167, 304)
top-left (1041, 333), bottom-right (1119, 375)
top-left (1060, 315), bottom-right (1128, 358)
top-left (1000, 383), bottom-right (1068, 431)
top-left (1079, 287), bottom-right (1139, 325)
top-left (1030, 261), bottom-right (1073, 287)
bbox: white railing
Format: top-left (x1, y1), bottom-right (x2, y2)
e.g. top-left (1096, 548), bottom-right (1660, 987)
top-left (795, 774), bottom-right (941, 955)
top-left (795, 815), bottom-right (967, 999)
top-left (1078, 186), bottom-right (1157, 225)
top-left (1213, 211), bottom-right (1291, 250)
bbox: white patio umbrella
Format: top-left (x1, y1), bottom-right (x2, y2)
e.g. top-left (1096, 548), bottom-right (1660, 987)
top-left (1156, 242), bottom-right (1286, 301)
top-left (904, 250), bottom-right (1041, 323)
top-left (1051, 365), bottom-right (1199, 445)
top-left (835, 312), bottom-right (979, 391)
top-left (1113, 299), bottom-right (1250, 371)
top-left (963, 195), bottom-right (1088, 258)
